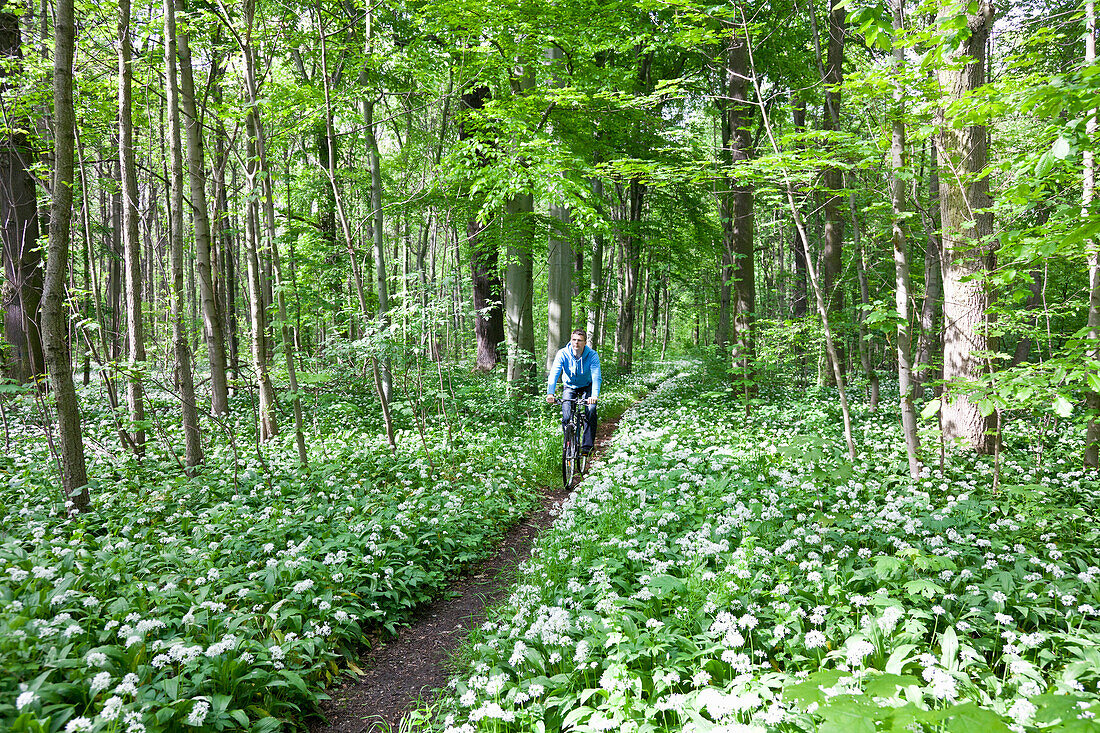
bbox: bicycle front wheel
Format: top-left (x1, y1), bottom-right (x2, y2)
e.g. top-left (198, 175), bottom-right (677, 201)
top-left (562, 431), bottom-right (576, 487)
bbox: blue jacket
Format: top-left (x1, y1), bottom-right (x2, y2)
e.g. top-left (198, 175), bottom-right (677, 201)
top-left (547, 345), bottom-right (601, 398)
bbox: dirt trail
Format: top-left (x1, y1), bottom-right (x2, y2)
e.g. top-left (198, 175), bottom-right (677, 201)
top-left (311, 411), bottom-right (624, 733)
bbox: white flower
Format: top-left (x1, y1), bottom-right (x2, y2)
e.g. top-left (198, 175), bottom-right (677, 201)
top-left (85, 651), bottom-right (109, 668)
top-left (90, 672), bottom-right (113, 694)
top-left (16, 690), bottom-right (38, 710)
top-left (805, 630), bottom-right (827, 649)
top-left (1008, 698), bottom-right (1037, 725)
top-left (846, 639), bottom-right (875, 667)
top-left (64, 718), bottom-right (93, 733)
top-left (292, 579), bottom-right (314, 594)
top-left (186, 699), bottom-right (210, 726)
top-left (100, 696), bottom-right (124, 722)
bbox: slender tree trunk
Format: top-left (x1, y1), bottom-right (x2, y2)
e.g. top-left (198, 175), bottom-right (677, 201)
top-left (547, 198), bottom-right (573, 369)
top-left (914, 141), bottom-right (943, 396)
top-left (119, 0), bottom-right (146, 456)
top-left (748, 22), bottom-right (857, 460)
top-left (586, 180), bottom-right (606, 351)
top-left (890, 0), bottom-right (920, 478)
top-left (0, 4), bottom-right (45, 382)
top-left (42, 0), bottom-right (89, 509)
top-left (176, 0), bottom-right (229, 414)
top-left (614, 179), bottom-right (645, 374)
top-left (850, 189), bottom-right (879, 409)
top-left (238, 5), bottom-right (277, 441)
top-left (1084, 0), bottom-right (1100, 466)
top-left (937, 0), bottom-right (996, 453)
top-left (164, 0), bottom-right (202, 469)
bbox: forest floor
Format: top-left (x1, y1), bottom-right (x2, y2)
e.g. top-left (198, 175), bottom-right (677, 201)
top-left (311, 406), bottom-right (627, 733)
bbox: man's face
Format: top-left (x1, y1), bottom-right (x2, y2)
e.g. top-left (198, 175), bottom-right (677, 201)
top-left (570, 333), bottom-right (586, 355)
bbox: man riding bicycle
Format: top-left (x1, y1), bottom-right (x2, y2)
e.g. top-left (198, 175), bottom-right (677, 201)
top-left (546, 329), bottom-right (601, 455)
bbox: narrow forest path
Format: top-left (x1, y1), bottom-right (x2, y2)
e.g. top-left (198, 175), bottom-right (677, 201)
top-left (311, 406), bottom-right (629, 733)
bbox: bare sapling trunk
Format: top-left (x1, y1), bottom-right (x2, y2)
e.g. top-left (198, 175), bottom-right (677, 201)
top-left (744, 16), bottom-right (857, 460)
top-left (1085, 0), bottom-right (1100, 467)
top-left (164, 0), bottom-right (203, 469)
top-left (176, 0), bottom-right (229, 415)
top-left (914, 140), bottom-right (943, 397)
top-left (849, 186), bottom-right (880, 409)
top-left (890, 0), bottom-right (921, 478)
top-left (43, 0), bottom-right (89, 508)
top-left (119, 0), bottom-right (146, 456)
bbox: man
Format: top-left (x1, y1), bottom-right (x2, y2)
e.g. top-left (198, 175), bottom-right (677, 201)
top-left (546, 329), bottom-right (601, 455)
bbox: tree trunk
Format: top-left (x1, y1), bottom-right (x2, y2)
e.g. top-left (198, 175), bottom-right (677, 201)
top-left (164, 0), bottom-right (203, 469)
top-left (937, 0), bottom-right (996, 454)
top-left (1085, 0), bottom-right (1100, 466)
top-left (890, 0), bottom-right (920, 478)
top-left (720, 28), bottom-right (756, 374)
top-left (850, 189), bottom-right (879, 409)
top-left (820, 0), bottom-right (846, 381)
top-left (459, 85), bottom-right (504, 372)
top-left (42, 0), bottom-right (89, 509)
top-left (586, 180), bottom-right (606, 351)
top-left (505, 190), bottom-right (536, 389)
top-left (176, 0), bottom-right (229, 415)
top-left (913, 141), bottom-right (943, 396)
top-left (0, 5), bottom-right (45, 382)
top-left (614, 179), bottom-right (645, 374)
top-left (238, 8), bottom-right (277, 441)
top-left (119, 0), bottom-right (146, 456)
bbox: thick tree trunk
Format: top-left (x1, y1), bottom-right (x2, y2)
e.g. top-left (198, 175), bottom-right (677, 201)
top-left (937, 0), bottom-right (997, 454)
top-left (459, 85), bottom-right (504, 372)
top-left (790, 100), bottom-right (808, 323)
top-left (547, 199), bottom-right (573, 369)
top-left (505, 191), bottom-right (536, 389)
top-left (720, 29), bottom-right (756, 373)
top-left (164, 0), bottom-right (202, 469)
top-left (0, 6), bottom-right (45, 382)
top-left (42, 0), bottom-right (89, 509)
top-left (119, 0), bottom-right (146, 456)
top-left (176, 0), bottom-right (229, 414)
top-left (890, 0), bottom-right (920, 478)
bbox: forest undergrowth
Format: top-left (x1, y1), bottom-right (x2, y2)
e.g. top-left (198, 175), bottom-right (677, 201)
top-left (414, 362), bottom-right (1100, 733)
top-left (0, 361), bottom-right (664, 733)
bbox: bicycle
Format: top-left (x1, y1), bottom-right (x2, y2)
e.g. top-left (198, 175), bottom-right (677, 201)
top-left (553, 397), bottom-right (591, 487)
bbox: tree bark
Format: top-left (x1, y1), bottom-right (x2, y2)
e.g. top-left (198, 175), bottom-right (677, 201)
top-left (1084, 0), bottom-right (1100, 466)
top-left (719, 28), bottom-right (756, 373)
top-left (459, 85), bottom-right (504, 372)
top-left (890, 0), bottom-right (920, 478)
top-left (164, 0), bottom-right (203, 469)
top-left (614, 179), bottom-right (645, 374)
top-left (119, 0), bottom-right (146, 455)
top-left (937, 0), bottom-right (996, 453)
top-left (0, 5), bottom-right (45, 382)
top-left (914, 141), bottom-right (943, 396)
top-left (42, 0), bottom-right (89, 509)
top-left (176, 0), bottom-right (229, 414)
top-left (820, 0), bottom-right (846, 381)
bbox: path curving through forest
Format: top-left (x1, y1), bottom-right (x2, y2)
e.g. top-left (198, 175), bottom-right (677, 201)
top-left (311, 406), bottom-right (628, 733)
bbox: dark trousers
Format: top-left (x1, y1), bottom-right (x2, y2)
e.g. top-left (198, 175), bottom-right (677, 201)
top-left (562, 385), bottom-right (597, 450)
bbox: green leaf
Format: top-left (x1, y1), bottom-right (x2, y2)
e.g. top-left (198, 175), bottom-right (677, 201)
top-left (1054, 395), bottom-right (1074, 418)
top-left (920, 399), bottom-right (941, 419)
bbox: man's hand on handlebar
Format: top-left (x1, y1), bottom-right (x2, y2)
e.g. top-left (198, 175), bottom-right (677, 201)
top-left (546, 394), bottom-right (557, 404)
top-left (586, 397), bottom-right (597, 405)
